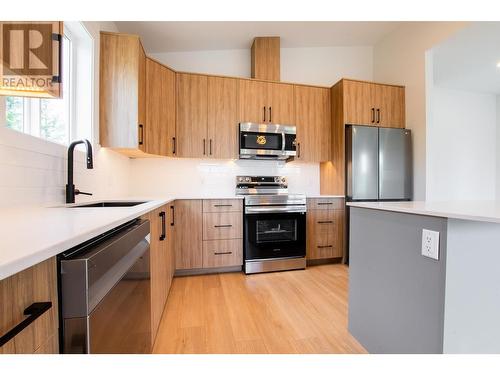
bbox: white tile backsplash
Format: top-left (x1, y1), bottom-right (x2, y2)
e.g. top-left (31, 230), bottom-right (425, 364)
top-left (129, 157), bottom-right (320, 198)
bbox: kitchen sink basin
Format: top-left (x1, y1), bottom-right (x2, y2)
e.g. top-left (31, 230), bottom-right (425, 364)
top-left (68, 201), bottom-right (148, 208)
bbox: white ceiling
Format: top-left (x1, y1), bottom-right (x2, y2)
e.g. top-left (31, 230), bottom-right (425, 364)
top-left (432, 22), bottom-right (500, 94)
top-left (114, 21), bottom-right (402, 53)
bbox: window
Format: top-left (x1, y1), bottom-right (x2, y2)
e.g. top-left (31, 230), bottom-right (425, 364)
top-left (3, 22), bottom-right (93, 146)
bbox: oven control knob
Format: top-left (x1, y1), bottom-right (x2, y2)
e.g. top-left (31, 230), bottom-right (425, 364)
top-left (281, 177), bottom-right (286, 183)
top-left (274, 177), bottom-right (280, 183)
top-left (245, 177), bottom-right (250, 182)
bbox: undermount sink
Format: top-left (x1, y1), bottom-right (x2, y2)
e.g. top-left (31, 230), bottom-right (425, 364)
top-left (68, 201), bottom-right (148, 208)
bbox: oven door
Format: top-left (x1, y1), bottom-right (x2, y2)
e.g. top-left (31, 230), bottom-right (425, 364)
top-left (244, 210), bottom-right (306, 260)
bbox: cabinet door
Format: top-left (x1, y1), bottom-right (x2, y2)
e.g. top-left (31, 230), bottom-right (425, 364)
top-left (343, 80), bottom-right (376, 126)
top-left (295, 86), bottom-right (331, 162)
top-left (0, 258), bottom-right (58, 354)
top-left (238, 79), bottom-right (268, 123)
top-left (176, 73), bottom-right (208, 158)
top-left (174, 200), bottom-right (203, 270)
top-left (207, 76), bottom-right (239, 158)
top-left (145, 59), bottom-right (176, 156)
top-left (268, 82), bottom-right (295, 125)
top-left (149, 206), bottom-right (168, 344)
top-left (374, 85), bottom-right (405, 128)
top-left (100, 32), bottom-right (146, 151)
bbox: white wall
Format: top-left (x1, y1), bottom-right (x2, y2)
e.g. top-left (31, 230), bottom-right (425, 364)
top-left (129, 158), bottom-right (320, 198)
top-left (373, 22), bottom-right (468, 200)
top-left (151, 46), bottom-right (373, 87)
top-left (426, 86), bottom-right (497, 201)
top-left (0, 21), bottom-right (131, 207)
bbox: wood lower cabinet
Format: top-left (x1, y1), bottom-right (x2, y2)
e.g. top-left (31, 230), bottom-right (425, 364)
top-left (202, 239), bottom-right (243, 268)
top-left (146, 58), bottom-right (176, 156)
top-left (175, 199), bottom-right (243, 271)
top-left (174, 200), bottom-right (203, 270)
top-left (295, 85), bottom-right (331, 162)
top-left (100, 32), bottom-right (147, 156)
top-left (0, 258), bottom-right (59, 354)
top-left (147, 203), bottom-right (175, 344)
top-left (306, 198), bottom-right (344, 261)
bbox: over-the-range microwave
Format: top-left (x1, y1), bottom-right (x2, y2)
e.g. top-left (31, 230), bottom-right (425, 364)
top-left (239, 122), bottom-right (297, 161)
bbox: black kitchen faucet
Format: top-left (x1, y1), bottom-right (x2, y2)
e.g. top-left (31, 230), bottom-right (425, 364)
top-left (65, 139), bottom-right (93, 204)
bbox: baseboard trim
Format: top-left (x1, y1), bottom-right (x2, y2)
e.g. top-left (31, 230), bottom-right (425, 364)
top-left (174, 265), bottom-right (243, 277)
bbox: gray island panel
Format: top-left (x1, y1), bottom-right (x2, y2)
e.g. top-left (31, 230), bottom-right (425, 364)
top-left (348, 207), bottom-right (447, 353)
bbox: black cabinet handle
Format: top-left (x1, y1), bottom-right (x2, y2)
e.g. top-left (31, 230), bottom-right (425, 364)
top-left (159, 211), bottom-right (166, 241)
top-left (376, 109), bottom-right (380, 124)
top-left (269, 107), bottom-right (272, 123)
top-left (0, 302), bottom-right (52, 348)
top-left (297, 142), bottom-right (301, 158)
top-left (317, 221), bottom-right (333, 224)
top-left (214, 251), bottom-right (232, 255)
top-left (209, 139), bottom-right (213, 155)
top-left (317, 245), bottom-right (333, 249)
top-left (214, 224), bottom-right (232, 228)
top-left (170, 205), bottom-right (175, 226)
top-left (172, 137), bottom-right (176, 155)
top-left (263, 106), bottom-right (266, 122)
top-left (138, 124), bottom-right (144, 145)
top-left (371, 108), bottom-right (375, 123)
top-left (317, 202), bottom-right (333, 205)
top-left (214, 204), bottom-right (233, 207)
top-left (203, 139), bottom-right (206, 155)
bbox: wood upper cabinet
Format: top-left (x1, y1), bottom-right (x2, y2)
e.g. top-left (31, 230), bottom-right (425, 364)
top-left (0, 258), bottom-right (58, 354)
top-left (176, 73), bottom-right (209, 158)
top-left (295, 86), bottom-right (331, 162)
top-left (146, 58), bottom-right (176, 156)
top-left (238, 79), bottom-right (295, 125)
top-left (207, 76), bottom-right (238, 159)
top-left (342, 79), bottom-right (405, 128)
top-left (174, 200), bottom-right (203, 270)
top-left (238, 79), bottom-right (268, 123)
top-left (373, 84), bottom-right (405, 128)
top-left (100, 32), bottom-right (147, 155)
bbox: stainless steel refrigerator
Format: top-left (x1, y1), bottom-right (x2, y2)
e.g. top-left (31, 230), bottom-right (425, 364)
top-left (346, 125), bottom-right (412, 201)
top-left (345, 125), bottom-right (412, 263)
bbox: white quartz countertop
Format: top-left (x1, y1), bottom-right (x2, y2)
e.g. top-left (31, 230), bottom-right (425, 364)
top-left (347, 200), bottom-right (500, 224)
top-left (0, 198), bottom-right (174, 281)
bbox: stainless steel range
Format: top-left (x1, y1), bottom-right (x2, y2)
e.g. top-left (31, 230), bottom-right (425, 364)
top-left (236, 176), bottom-right (307, 274)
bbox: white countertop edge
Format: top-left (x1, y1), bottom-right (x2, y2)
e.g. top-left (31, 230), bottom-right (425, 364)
top-left (347, 201), bottom-right (500, 224)
top-left (0, 198), bottom-right (174, 280)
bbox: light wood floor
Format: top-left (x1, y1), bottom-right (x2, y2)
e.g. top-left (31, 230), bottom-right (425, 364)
top-left (153, 264), bottom-right (366, 354)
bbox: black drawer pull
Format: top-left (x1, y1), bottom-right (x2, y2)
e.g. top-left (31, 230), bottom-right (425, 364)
top-left (317, 245), bottom-right (333, 249)
top-left (214, 251), bottom-right (232, 255)
top-left (214, 204), bottom-right (233, 207)
top-left (214, 224), bottom-right (232, 228)
top-left (317, 221), bottom-right (333, 224)
top-left (170, 205), bottom-right (175, 226)
top-left (317, 202), bottom-right (333, 205)
top-left (0, 302), bottom-right (52, 348)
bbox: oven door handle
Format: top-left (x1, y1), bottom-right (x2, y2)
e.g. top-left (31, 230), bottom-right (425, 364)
top-left (245, 206), bottom-right (306, 214)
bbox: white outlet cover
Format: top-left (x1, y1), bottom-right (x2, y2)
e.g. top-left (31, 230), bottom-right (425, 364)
top-left (422, 229), bottom-right (440, 260)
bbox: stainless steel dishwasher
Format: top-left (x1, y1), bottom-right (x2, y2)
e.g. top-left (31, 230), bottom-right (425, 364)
top-left (58, 219), bottom-right (151, 354)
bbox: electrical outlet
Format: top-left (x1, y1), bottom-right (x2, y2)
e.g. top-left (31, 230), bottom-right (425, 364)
top-left (421, 229), bottom-right (440, 260)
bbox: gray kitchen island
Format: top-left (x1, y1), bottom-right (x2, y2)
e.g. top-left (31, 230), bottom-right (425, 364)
top-left (347, 201), bottom-right (500, 354)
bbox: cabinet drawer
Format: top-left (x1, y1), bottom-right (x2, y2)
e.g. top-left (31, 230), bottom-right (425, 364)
top-left (0, 258), bottom-right (58, 354)
top-left (203, 212), bottom-right (243, 240)
top-left (203, 199), bottom-right (242, 213)
top-left (309, 244), bottom-right (343, 259)
top-left (202, 239), bottom-right (243, 268)
top-left (307, 198), bottom-right (344, 210)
